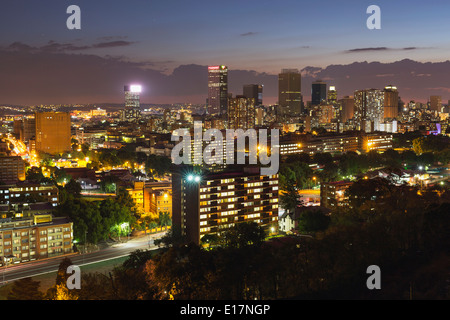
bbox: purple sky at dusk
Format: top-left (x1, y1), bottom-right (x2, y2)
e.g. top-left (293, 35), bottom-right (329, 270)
top-left (1, 0), bottom-right (450, 106)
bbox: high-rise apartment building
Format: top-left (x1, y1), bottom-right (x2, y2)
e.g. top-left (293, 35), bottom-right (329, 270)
top-left (243, 84), bottom-right (263, 106)
top-left (35, 112), bottom-right (71, 155)
top-left (172, 166), bottom-right (279, 245)
top-left (430, 95), bottom-right (442, 112)
top-left (208, 65), bottom-right (228, 116)
top-left (0, 156), bottom-right (25, 183)
top-left (339, 96), bottom-right (355, 123)
top-left (21, 117), bottom-right (36, 144)
top-left (327, 86), bottom-right (337, 103)
top-left (383, 85), bottom-right (399, 119)
top-left (278, 69), bottom-right (302, 117)
top-left (122, 85), bottom-right (142, 121)
top-left (354, 89), bottom-right (384, 132)
top-left (311, 80), bottom-right (327, 106)
top-left (227, 95), bottom-right (256, 130)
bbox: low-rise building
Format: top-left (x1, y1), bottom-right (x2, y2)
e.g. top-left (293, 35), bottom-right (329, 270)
top-left (0, 202), bottom-right (73, 265)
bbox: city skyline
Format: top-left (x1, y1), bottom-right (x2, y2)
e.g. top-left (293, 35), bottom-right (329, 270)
top-left (1, 1), bottom-right (450, 106)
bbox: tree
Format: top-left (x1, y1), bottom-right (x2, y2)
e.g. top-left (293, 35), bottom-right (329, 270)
top-left (221, 222), bottom-right (266, 249)
top-left (46, 257), bottom-right (79, 300)
top-left (279, 182), bottom-right (301, 213)
top-left (26, 166), bottom-right (45, 182)
top-left (145, 155), bottom-right (171, 178)
top-left (158, 211), bottom-right (172, 227)
top-left (412, 137), bottom-right (426, 155)
top-left (7, 277), bottom-right (44, 300)
top-left (64, 179), bottom-right (82, 197)
top-left (297, 209), bottom-right (331, 233)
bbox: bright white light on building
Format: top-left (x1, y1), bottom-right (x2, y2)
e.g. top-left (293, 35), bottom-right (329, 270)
top-left (130, 85), bottom-right (142, 93)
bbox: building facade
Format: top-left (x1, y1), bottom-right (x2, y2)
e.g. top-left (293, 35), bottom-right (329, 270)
top-left (0, 203), bottom-right (73, 265)
top-left (35, 112), bottom-right (71, 154)
top-left (122, 85), bottom-right (142, 121)
top-left (208, 65), bottom-right (228, 116)
top-left (311, 80), bottom-right (327, 106)
top-left (278, 69), bottom-right (302, 117)
top-left (354, 89), bottom-right (385, 132)
top-left (0, 156), bottom-right (26, 183)
top-left (172, 167), bottom-right (279, 245)
top-left (227, 95), bottom-right (256, 130)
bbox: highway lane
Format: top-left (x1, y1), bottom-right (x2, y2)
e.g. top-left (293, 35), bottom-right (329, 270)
top-left (0, 234), bottom-right (165, 285)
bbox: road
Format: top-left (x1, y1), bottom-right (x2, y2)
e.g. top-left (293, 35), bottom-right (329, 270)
top-left (0, 233), bottom-right (165, 285)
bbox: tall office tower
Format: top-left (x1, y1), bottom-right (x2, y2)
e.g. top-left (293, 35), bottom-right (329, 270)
top-left (354, 89), bottom-right (384, 132)
top-left (430, 95), bottom-right (442, 112)
top-left (339, 96), bottom-right (355, 123)
top-left (228, 95), bottom-right (256, 130)
top-left (208, 65), bottom-right (228, 116)
top-left (35, 112), bottom-right (71, 154)
top-left (243, 84), bottom-right (263, 106)
top-left (172, 166), bottom-right (279, 245)
top-left (311, 80), bottom-right (327, 106)
top-left (21, 117), bottom-right (36, 143)
top-left (327, 86), bottom-right (337, 103)
top-left (123, 84), bottom-right (141, 121)
top-left (255, 107), bottom-right (265, 126)
top-left (383, 85), bottom-right (399, 119)
top-left (278, 69), bottom-right (302, 117)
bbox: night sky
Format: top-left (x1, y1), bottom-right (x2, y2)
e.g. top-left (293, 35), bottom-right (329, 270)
top-left (1, 0), bottom-right (449, 106)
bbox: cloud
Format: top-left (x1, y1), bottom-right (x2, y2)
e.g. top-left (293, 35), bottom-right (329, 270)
top-left (96, 36), bottom-right (129, 41)
top-left (3, 40), bottom-right (136, 53)
top-left (0, 47), bottom-right (449, 106)
top-left (240, 32), bottom-right (258, 37)
top-left (92, 41), bottom-right (136, 48)
top-left (346, 47), bottom-right (389, 53)
top-left (345, 47), bottom-right (423, 53)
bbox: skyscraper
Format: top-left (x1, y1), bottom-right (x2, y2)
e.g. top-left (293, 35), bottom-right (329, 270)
top-left (35, 112), bottom-right (71, 154)
top-left (172, 166), bottom-right (279, 245)
top-left (327, 86), bottom-right (337, 103)
top-left (354, 89), bottom-right (384, 132)
top-left (278, 69), bottom-right (302, 117)
top-left (430, 95), bottom-right (442, 112)
top-left (208, 65), bottom-right (228, 116)
top-left (122, 84), bottom-right (141, 121)
top-left (228, 95), bottom-right (256, 130)
top-left (243, 84), bottom-right (263, 106)
top-left (311, 80), bottom-right (327, 106)
top-left (339, 96), bottom-right (355, 123)
top-left (383, 85), bottom-right (399, 119)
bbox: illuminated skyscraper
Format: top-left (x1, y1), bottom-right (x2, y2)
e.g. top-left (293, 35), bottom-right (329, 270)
top-left (354, 89), bottom-right (384, 132)
top-left (35, 112), bottom-right (71, 154)
top-left (311, 80), bottom-right (327, 106)
top-left (122, 84), bottom-right (141, 121)
top-left (430, 95), bottom-right (442, 112)
top-left (278, 69), bottom-right (302, 117)
top-left (243, 84), bottom-right (263, 106)
top-left (383, 85), bottom-right (399, 119)
top-left (327, 86), bottom-right (337, 103)
top-left (339, 96), bottom-right (355, 123)
top-left (172, 166), bottom-right (279, 245)
top-left (228, 95), bottom-right (256, 130)
top-left (208, 65), bottom-right (228, 116)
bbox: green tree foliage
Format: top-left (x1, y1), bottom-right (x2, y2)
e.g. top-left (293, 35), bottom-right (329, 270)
top-left (297, 209), bottom-right (331, 233)
top-left (7, 277), bottom-right (44, 300)
top-left (145, 154), bottom-right (171, 178)
top-left (221, 222), bottom-right (266, 249)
